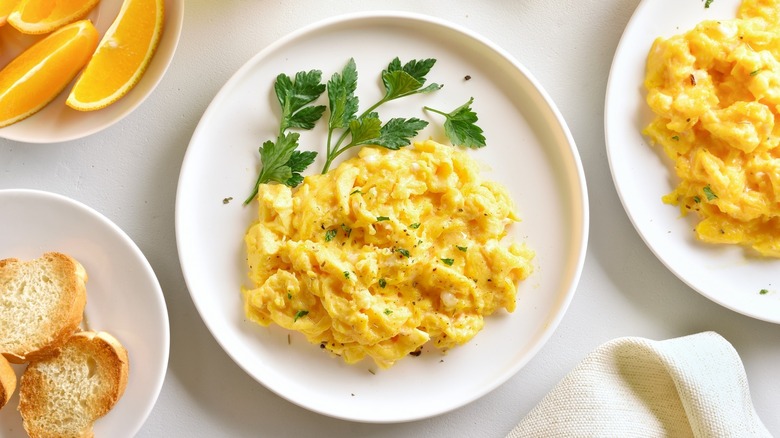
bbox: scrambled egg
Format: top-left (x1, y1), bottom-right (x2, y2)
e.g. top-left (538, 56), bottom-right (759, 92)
top-left (643, 0), bottom-right (780, 256)
top-left (242, 140), bottom-right (534, 369)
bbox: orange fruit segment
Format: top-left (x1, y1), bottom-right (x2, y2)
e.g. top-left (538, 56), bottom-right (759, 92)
top-left (0, 20), bottom-right (98, 128)
top-left (7, 0), bottom-right (100, 34)
top-left (0, 0), bottom-right (19, 27)
top-left (66, 0), bottom-right (164, 111)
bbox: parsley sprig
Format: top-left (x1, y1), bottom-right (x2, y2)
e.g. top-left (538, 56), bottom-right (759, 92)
top-left (244, 57), bottom-right (488, 203)
top-left (244, 70), bottom-right (325, 204)
top-left (321, 57), bottom-right (441, 173)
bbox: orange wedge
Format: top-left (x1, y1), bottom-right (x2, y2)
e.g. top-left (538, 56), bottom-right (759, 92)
top-left (66, 0), bottom-right (164, 111)
top-left (0, 20), bottom-right (98, 128)
top-left (0, 0), bottom-right (19, 27)
top-left (7, 0), bottom-right (100, 34)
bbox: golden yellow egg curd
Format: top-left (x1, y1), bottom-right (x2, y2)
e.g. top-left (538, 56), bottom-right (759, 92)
top-left (643, 0), bottom-right (780, 257)
top-left (242, 139), bottom-right (534, 369)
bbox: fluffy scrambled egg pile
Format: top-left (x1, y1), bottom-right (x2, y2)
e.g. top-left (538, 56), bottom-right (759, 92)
top-left (643, 0), bottom-right (780, 256)
top-left (242, 139), bottom-right (534, 369)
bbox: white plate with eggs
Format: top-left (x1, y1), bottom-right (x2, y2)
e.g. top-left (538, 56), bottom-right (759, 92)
top-left (177, 11), bottom-right (588, 422)
top-left (606, 0), bottom-right (780, 324)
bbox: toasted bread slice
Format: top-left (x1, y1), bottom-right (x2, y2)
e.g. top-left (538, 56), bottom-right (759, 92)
top-left (19, 331), bottom-right (129, 438)
top-left (0, 252), bottom-right (88, 363)
top-left (0, 354), bottom-right (16, 409)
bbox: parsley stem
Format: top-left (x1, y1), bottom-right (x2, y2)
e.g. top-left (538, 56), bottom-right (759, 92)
top-left (322, 97), bottom-right (391, 174)
top-left (423, 106), bottom-right (446, 116)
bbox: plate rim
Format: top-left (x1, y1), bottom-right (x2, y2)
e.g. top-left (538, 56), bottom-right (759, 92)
top-left (176, 10), bottom-right (589, 422)
top-left (0, 187), bottom-right (171, 435)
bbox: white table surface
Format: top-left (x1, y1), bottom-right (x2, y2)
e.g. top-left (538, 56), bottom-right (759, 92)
top-left (2, 0), bottom-right (779, 436)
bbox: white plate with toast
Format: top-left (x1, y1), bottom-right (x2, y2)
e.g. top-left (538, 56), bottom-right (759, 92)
top-left (177, 12), bottom-right (588, 422)
top-left (0, 189), bottom-right (169, 436)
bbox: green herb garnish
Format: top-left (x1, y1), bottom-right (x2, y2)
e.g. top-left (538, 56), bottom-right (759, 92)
top-left (384, 308), bottom-right (393, 315)
top-left (244, 70), bottom-right (325, 204)
top-left (325, 229), bottom-right (337, 242)
top-left (321, 57), bottom-right (440, 173)
top-left (409, 223), bottom-right (421, 229)
top-left (378, 278), bottom-right (387, 288)
top-left (760, 289), bottom-right (769, 295)
top-left (441, 258), bottom-right (455, 266)
top-left (703, 185), bottom-right (718, 201)
top-left (750, 69), bottom-right (761, 76)
top-left (671, 135), bottom-right (680, 141)
top-left (456, 245), bottom-right (468, 252)
top-left (294, 310), bottom-right (309, 322)
top-left (343, 271), bottom-right (350, 279)
top-left (424, 97), bottom-right (486, 149)
top-left (350, 189), bottom-right (362, 195)
top-left (396, 248), bottom-right (411, 258)
top-left (705, 0), bottom-right (714, 8)
top-left (376, 216), bottom-right (390, 222)
top-left (693, 196), bottom-right (701, 204)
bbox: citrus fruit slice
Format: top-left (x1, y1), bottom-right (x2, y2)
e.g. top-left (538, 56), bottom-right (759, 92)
top-left (7, 0), bottom-right (99, 34)
top-left (66, 0), bottom-right (164, 111)
top-left (0, 20), bottom-right (98, 128)
top-left (0, 0), bottom-right (18, 27)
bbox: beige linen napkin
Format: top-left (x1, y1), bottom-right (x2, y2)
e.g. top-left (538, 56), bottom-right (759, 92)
top-left (507, 332), bottom-right (771, 437)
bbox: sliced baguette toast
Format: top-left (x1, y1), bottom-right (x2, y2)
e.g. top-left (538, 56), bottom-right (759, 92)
top-left (0, 252), bottom-right (88, 363)
top-left (0, 354), bottom-right (16, 409)
top-left (19, 331), bottom-right (129, 438)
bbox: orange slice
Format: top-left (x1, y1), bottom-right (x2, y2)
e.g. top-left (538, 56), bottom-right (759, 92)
top-left (0, 20), bottom-right (98, 128)
top-left (0, 0), bottom-right (19, 27)
top-left (7, 0), bottom-right (100, 34)
top-left (66, 0), bottom-right (164, 111)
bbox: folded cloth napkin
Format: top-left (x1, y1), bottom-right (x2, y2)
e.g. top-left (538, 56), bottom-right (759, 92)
top-left (506, 332), bottom-right (771, 438)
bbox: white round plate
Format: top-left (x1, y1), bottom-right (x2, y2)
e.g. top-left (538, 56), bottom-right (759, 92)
top-left (606, 0), bottom-right (780, 324)
top-left (0, 189), bottom-right (169, 436)
top-left (0, 0), bottom-right (184, 143)
top-left (177, 11), bottom-right (588, 422)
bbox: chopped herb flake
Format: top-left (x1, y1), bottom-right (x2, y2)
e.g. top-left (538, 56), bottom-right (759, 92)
top-left (294, 310), bottom-right (309, 322)
top-left (456, 245), bottom-right (468, 252)
top-left (325, 229), bottom-right (337, 241)
top-left (705, 0), bottom-right (714, 8)
top-left (750, 69), bottom-right (761, 76)
top-left (384, 309), bottom-right (393, 315)
top-left (703, 185), bottom-right (718, 201)
top-left (287, 292), bottom-right (292, 299)
top-left (693, 196), bottom-right (701, 203)
top-left (760, 289), bottom-right (769, 295)
top-left (378, 278), bottom-right (387, 288)
top-left (350, 189), bottom-right (362, 195)
top-left (397, 248), bottom-right (411, 257)
top-left (343, 271), bottom-right (350, 279)
top-left (441, 258), bottom-right (455, 266)
top-left (671, 135), bottom-right (680, 141)
top-left (409, 223), bottom-right (421, 229)
top-left (376, 216), bottom-right (390, 222)
top-left (341, 224), bottom-right (352, 237)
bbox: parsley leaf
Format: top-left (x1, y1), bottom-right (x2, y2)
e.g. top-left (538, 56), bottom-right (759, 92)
top-left (760, 289), bottom-right (769, 295)
top-left (396, 248), bottom-right (411, 258)
top-left (441, 258), bottom-right (455, 266)
top-left (275, 70), bottom-right (327, 131)
top-left (425, 97), bottom-right (486, 149)
top-left (378, 278), bottom-right (387, 288)
top-left (704, 0), bottom-right (714, 8)
top-left (376, 216), bottom-right (390, 222)
top-left (409, 223), bottom-right (421, 229)
top-left (284, 150), bottom-right (317, 187)
top-left (457, 245), bottom-right (468, 252)
top-left (325, 229), bottom-right (337, 242)
top-left (382, 57), bottom-right (442, 100)
top-left (327, 58), bottom-right (359, 131)
top-left (384, 308), bottom-right (393, 315)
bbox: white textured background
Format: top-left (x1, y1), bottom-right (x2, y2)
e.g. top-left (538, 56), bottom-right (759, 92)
top-left (2, 0), bottom-right (779, 436)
